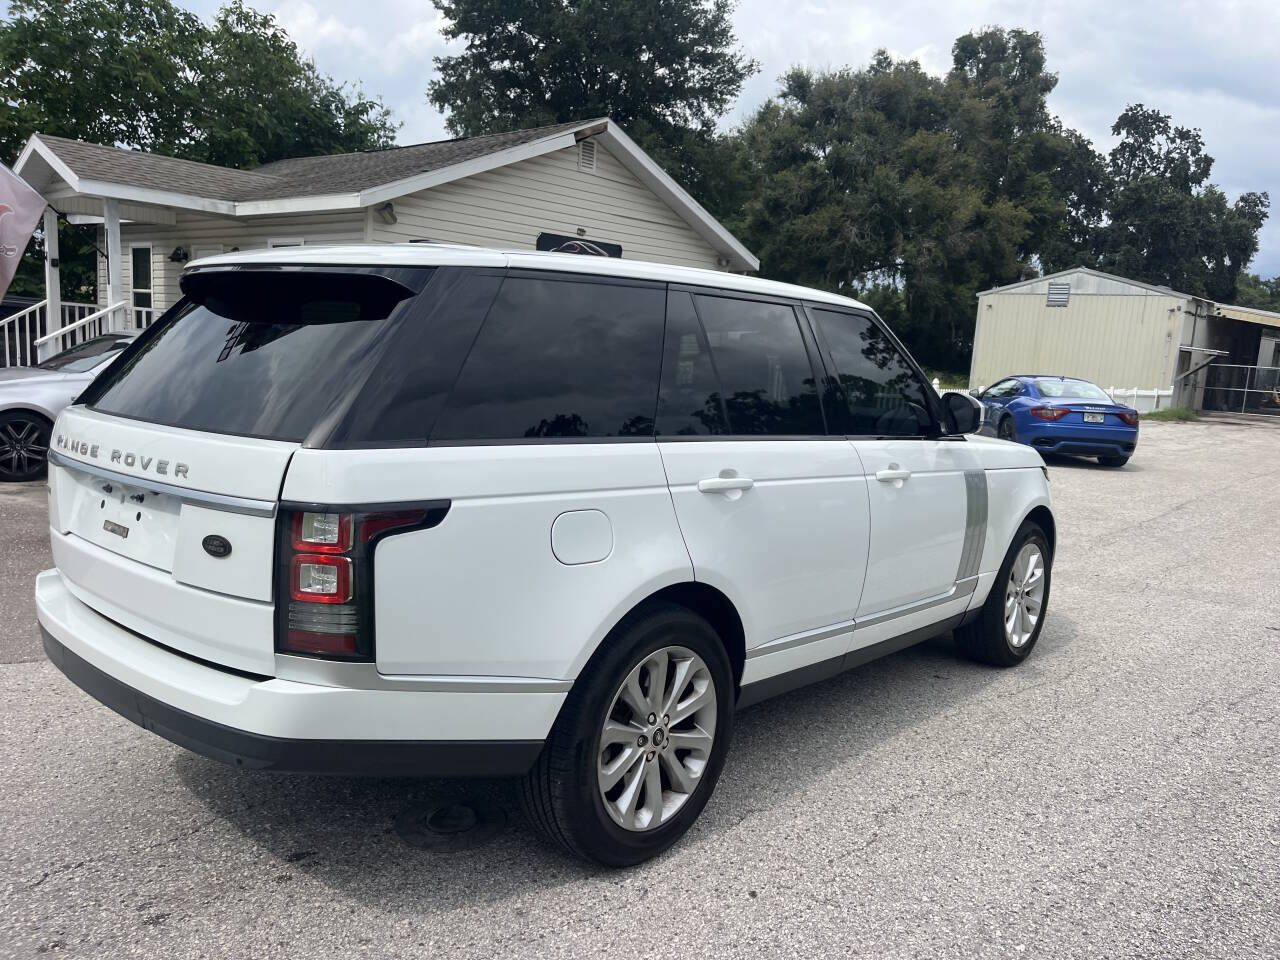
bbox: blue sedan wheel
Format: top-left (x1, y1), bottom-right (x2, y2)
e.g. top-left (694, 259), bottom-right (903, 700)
top-left (997, 417), bottom-right (1016, 442)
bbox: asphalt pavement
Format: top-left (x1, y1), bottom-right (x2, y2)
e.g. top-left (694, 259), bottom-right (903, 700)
top-left (1, 419), bottom-right (1277, 958)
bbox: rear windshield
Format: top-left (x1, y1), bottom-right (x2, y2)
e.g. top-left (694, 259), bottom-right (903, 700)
top-left (1034, 378), bottom-right (1111, 402)
top-left (84, 269), bottom-right (426, 442)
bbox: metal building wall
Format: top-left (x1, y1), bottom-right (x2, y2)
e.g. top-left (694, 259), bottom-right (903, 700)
top-left (969, 290), bottom-right (1184, 390)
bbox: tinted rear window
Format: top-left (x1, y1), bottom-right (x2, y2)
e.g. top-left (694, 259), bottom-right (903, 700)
top-left (1034, 378), bottom-right (1111, 401)
top-left (85, 269), bottom-right (424, 442)
top-left (428, 275), bottom-right (664, 441)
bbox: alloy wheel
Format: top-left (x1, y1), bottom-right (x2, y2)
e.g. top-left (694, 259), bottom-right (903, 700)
top-left (1004, 542), bottom-right (1045, 648)
top-left (0, 416), bottom-right (49, 479)
top-left (596, 645), bottom-right (717, 832)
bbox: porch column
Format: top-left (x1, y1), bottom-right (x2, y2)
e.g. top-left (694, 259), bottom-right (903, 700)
top-left (103, 197), bottom-right (123, 332)
top-left (37, 207), bottom-right (60, 362)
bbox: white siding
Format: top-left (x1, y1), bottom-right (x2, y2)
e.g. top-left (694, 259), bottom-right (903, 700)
top-left (100, 210), bottom-right (367, 312)
top-left (371, 142), bottom-right (723, 271)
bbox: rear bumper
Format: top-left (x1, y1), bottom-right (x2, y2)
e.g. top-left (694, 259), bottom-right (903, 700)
top-left (36, 569), bottom-right (558, 776)
top-left (1021, 423), bottom-right (1138, 458)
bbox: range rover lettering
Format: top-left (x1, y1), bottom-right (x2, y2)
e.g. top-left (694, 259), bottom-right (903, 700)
top-left (36, 245), bottom-right (1054, 866)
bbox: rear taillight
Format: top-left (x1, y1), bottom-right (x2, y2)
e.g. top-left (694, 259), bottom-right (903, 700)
top-left (1030, 406), bottom-right (1069, 421)
top-left (276, 506), bottom-right (446, 660)
top-left (1118, 410), bottom-right (1139, 426)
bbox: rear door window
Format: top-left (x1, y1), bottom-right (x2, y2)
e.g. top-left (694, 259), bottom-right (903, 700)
top-left (428, 275), bottom-right (665, 441)
top-left (809, 307), bottom-right (937, 437)
top-left (83, 268), bottom-right (426, 442)
top-left (666, 293), bottom-right (824, 436)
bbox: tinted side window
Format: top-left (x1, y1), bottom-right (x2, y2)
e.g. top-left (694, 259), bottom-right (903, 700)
top-left (689, 294), bottom-right (825, 436)
top-left (810, 308), bottom-right (936, 437)
top-left (429, 276), bottom-right (664, 441)
top-left (655, 292), bottom-right (729, 436)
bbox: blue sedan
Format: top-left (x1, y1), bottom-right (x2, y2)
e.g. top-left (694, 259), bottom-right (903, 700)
top-left (979, 375), bottom-right (1139, 467)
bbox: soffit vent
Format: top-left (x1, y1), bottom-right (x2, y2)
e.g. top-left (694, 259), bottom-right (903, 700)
top-left (578, 139), bottom-right (598, 173)
top-left (1046, 282), bottom-right (1071, 307)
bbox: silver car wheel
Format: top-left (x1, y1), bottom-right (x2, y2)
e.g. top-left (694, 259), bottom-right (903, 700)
top-left (597, 645), bottom-right (717, 832)
top-left (1004, 542), bottom-right (1046, 648)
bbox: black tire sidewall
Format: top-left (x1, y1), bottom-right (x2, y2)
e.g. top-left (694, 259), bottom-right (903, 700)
top-left (555, 604), bottom-right (734, 866)
top-left (998, 416), bottom-right (1016, 442)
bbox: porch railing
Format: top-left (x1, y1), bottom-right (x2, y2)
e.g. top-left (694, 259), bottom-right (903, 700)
top-left (0, 300), bottom-right (154, 367)
top-left (33, 302), bottom-right (127, 360)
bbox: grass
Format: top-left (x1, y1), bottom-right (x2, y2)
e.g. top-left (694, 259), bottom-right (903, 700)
top-left (1141, 406), bottom-right (1198, 422)
top-left (921, 368), bottom-right (969, 391)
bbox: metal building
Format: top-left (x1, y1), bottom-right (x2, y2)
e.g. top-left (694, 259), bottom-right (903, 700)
top-left (970, 267), bottom-right (1280, 415)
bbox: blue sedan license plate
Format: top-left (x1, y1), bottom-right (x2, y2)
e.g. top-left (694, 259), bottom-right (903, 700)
top-left (1083, 412), bottom-right (1105, 423)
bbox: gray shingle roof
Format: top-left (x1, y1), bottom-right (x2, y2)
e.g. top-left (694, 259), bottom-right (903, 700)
top-left (36, 120), bottom-right (598, 203)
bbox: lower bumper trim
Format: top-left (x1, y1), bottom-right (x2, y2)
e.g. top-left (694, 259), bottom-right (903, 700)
top-left (41, 628), bottom-right (544, 777)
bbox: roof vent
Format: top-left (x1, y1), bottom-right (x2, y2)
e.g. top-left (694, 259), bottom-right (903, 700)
top-left (1046, 282), bottom-right (1070, 307)
top-left (578, 139), bottom-right (598, 173)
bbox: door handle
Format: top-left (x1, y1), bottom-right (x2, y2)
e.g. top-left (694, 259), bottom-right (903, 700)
top-left (875, 465), bottom-right (911, 483)
top-left (697, 476), bottom-right (755, 494)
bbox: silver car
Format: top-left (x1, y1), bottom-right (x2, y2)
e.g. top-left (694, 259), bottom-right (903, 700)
top-left (0, 334), bottom-right (133, 481)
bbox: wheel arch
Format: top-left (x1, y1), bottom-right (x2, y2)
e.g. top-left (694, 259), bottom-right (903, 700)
top-left (0, 405), bottom-right (56, 426)
top-left (579, 581), bottom-right (746, 692)
top-left (1023, 504), bottom-right (1056, 559)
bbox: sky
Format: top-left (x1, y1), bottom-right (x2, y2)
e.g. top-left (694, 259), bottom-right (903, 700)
top-left (17, 0), bottom-right (1280, 274)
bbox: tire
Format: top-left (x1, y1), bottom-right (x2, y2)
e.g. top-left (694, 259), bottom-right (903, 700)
top-left (1098, 455), bottom-right (1129, 467)
top-left (0, 411), bottom-right (52, 482)
top-left (955, 520), bottom-right (1051, 667)
top-left (519, 602), bottom-right (735, 866)
top-left (997, 416), bottom-right (1016, 442)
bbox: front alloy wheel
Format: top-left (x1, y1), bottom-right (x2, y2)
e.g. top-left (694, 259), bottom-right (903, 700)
top-left (1004, 542), bottom-right (1046, 648)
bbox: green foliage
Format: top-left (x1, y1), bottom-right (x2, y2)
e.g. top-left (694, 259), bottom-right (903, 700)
top-left (0, 0), bottom-right (399, 301)
top-left (426, 0), bottom-right (756, 212)
top-left (1235, 273), bottom-right (1280, 312)
top-left (1141, 407), bottom-right (1198, 422)
top-left (1093, 104), bottom-right (1270, 300)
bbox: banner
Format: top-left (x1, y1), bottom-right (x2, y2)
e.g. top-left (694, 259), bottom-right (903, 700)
top-left (0, 163), bottom-right (46, 302)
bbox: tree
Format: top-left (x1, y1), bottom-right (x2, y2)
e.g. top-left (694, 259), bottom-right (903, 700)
top-left (192, 1), bottom-right (397, 169)
top-left (731, 38), bottom-right (1059, 370)
top-left (0, 0), bottom-right (399, 299)
top-left (1095, 104), bottom-right (1269, 300)
top-left (426, 0), bottom-right (756, 212)
top-left (1235, 273), bottom-right (1280, 312)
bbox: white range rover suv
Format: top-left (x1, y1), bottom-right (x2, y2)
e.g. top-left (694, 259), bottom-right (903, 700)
top-left (36, 245), bottom-right (1053, 865)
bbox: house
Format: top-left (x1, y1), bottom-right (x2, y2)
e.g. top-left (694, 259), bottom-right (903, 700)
top-left (970, 267), bottom-right (1280, 415)
top-left (4, 118), bottom-right (757, 365)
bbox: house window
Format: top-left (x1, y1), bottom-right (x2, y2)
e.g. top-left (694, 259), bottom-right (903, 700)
top-left (129, 244), bottom-right (152, 309)
top-left (1046, 282), bottom-right (1070, 307)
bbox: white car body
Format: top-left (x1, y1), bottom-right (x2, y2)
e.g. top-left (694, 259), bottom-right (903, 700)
top-left (36, 245), bottom-right (1052, 795)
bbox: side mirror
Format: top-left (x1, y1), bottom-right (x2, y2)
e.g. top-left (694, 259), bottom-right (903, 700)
top-left (941, 391), bottom-right (983, 434)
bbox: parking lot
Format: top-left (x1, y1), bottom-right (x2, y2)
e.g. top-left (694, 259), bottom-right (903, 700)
top-left (1, 418), bottom-right (1278, 959)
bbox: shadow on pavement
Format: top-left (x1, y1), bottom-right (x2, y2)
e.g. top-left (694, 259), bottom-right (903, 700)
top-left (176, 614), bottom-right (1080, 914)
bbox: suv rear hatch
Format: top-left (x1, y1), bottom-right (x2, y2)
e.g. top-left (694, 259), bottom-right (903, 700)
top-left (48, 265), bottom-right (426, 675)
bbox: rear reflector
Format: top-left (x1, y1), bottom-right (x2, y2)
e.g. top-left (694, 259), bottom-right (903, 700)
top-left (1030, 406), bottom-right (1069, 421)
